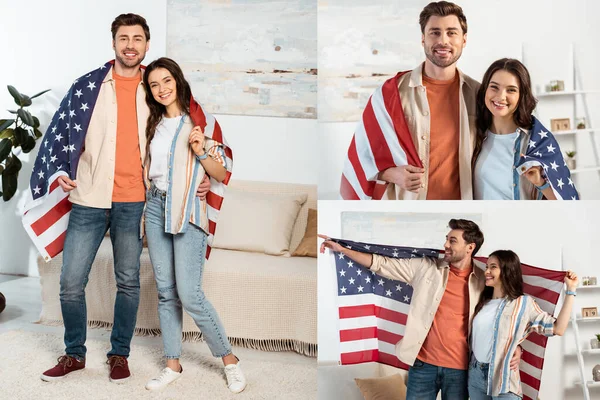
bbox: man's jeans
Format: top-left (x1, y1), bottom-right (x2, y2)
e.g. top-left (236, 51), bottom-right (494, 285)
top-left (406, 359), bottom-right (468, 400)
top-left (59, 202), bottom-right (144, 359)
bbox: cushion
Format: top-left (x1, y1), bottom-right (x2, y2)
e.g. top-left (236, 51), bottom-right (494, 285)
top-left (355, 374), bottom-right (407, 400)
top-left (292, 208), bottom-right (317, 257)
top-left (212, 189), bottom-right (307, 256)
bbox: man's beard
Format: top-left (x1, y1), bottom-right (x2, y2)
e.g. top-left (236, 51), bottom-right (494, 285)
top-left (425, 46), bottom-right (461, 69)
top-left (115, 51), bottom-right (145, 69)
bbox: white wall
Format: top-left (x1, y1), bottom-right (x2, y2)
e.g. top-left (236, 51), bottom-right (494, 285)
top-left (319, 0), bottom-right (600, 199)
top-left (318, 201), bottom-right (600, 399)
top-left (0, 0), bottom-right (317, 276)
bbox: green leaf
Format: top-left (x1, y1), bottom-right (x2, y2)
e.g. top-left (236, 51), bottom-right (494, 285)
top-left (7, 85), bottom-right (22, 106)
top-left (32, 116), bottom-right (40, 128)
top-left (4, 153), bottom-right (22, 175)
top-left (0, 138), bottom-right (12, 163)
top-left (34, 128), bottom-right (43, 138)
top-left (0, 128), bottom-right (15, 139)
top-left (21, 136), bottom-right (36, 153)
top-left (13, 127), bottom-right (28, 146)
top-left (0, 119), bottom-right (14, 132)
top-left (20, 94), bottom-right (32, 107)
top-left (17, 109), bottom-right (34, 126)
top-left (7, 110), bottom-right (18, 114)
top-left (0, 164), bottom-right (4, 174)
top-left (30, 89), bottom-right (51, 99)
top-left (2, 168), bottom-right (18, 201)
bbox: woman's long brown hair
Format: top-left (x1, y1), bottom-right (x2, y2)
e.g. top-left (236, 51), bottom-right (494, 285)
top-left (142, 57), bottom-right (193, 158)
top-left (473, 249), bottom-right (524, 319)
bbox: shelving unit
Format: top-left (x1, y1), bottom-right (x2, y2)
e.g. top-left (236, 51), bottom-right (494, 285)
top-left (523, 43), bottom-right (600, 198)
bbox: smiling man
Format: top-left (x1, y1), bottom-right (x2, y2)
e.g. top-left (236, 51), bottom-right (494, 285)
top-left (320, 219), bottom-right (522, 399)
top-left (341, 1), bottom-right (480, 200)
top-left (32, 13), bottom-right (211, 385)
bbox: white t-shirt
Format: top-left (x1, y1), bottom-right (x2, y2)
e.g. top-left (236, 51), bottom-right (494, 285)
top-left (474, 130), bottom-right (519, 200)
top-left (149, 115), bottom-right (183, 191)
top-left (471, 298), bottom-right (503, 363)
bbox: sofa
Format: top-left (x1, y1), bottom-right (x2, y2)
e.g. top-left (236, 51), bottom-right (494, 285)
top-left (37, 179), bottom-right (317, 357)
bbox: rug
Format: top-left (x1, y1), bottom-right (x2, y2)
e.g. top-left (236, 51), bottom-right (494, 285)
top-left (0, 331), bottom-right (316, 400)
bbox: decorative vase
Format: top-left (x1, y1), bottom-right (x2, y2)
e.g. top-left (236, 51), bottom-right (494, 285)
top-left (594, 364), bottom-right (600, 382)
top-left (0, 292), bottom-right (5, 314)
top-left (566, 158), bottom-right (576, 170)
top-left (591, 339), bottom-right (600, 349)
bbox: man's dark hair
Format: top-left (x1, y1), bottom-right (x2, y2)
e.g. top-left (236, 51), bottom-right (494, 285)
top-left (448, 218), bottom-right (484, 255)
top-left (419, 1), bottom-right (468, 34)
top-left (111, 13), bottom-right (150, 41)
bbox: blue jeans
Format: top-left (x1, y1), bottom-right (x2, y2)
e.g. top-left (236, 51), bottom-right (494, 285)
top-left (468, 356), bottom-right (522, 400)
top-left (144, 186), bottom-right (232, 359)
top-left (60, 201), bottom-right (144, 359)
top-left (406, 359), bottom-right (468, 400)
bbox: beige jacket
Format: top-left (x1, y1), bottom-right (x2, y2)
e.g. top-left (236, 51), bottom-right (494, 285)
top-left (70, 67), bottom-right (149, 208)
top-left (369, 254), bottom-right (485, 366)
top-left (382, 64), bottom-right (480, 200)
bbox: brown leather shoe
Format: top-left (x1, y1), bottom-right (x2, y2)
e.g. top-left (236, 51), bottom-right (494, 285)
top-left (107, 355), bottom-right (131, 383)
top-left (40, 355), bottom-right (85, 381)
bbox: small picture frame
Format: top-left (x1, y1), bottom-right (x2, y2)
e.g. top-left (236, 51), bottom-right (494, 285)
top-left (582, 307), bottom-right (598, 318)
top-left (551, 118), bottom-right (571, 132)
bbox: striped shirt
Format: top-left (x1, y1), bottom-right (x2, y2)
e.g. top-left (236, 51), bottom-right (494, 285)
top-left (483, 295), bottom-right (556, 397)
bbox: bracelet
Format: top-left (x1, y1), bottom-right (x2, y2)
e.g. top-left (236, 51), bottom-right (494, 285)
top-left (565, 290), bottom-right (576, 296)
top-left (536, 181), bottom-right (550, 191)
top-left (196, 152), bottom-right (208, 161)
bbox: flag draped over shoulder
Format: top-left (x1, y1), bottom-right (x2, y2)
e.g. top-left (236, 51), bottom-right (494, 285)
top-left (340, 72), bottom-right (423, 200)
top-left (188, 99), bottom-right (233, 259)
top-left (22, 61), bottom-right (114, 262)
top-left (329, 237), bottom-right (566, 400)
top-left (517, 116), bottom-right (579, 199)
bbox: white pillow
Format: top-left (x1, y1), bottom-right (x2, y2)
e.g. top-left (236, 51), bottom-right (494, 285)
top-left (212, 189), bottom-right (308, 256)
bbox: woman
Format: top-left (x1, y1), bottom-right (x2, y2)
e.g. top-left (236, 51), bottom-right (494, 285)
top-left (469, 250), bottom-right (577, 399)
top-left (472, 58), bottom-right (578, 200)
top-left (142, 57), bottom-right (246, 394)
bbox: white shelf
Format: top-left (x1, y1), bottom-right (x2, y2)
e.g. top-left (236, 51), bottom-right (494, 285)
top-left (575, 381), bottom-right (600, 388)
top-left (576, 317), bottom-right (600, 323)
top-left (571, 166), bottom-right (600, 174)
top-left (582, 349), bottom-right (600, 355)
top-left (579, 285), bottom-right (600, 290)
top-left (537, 90), bottom-right (600, 97)
top-left (553, 129), bottom-right (597, 136)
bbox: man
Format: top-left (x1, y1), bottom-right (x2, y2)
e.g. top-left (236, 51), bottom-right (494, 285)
top-left (320, 219), bottom-right (521, 399)
top-left (36, 14), bottom-right (210, 383)
top-left (340, 1), bottom-right (479, 200)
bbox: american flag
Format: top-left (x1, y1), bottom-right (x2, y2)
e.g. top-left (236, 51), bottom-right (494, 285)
top-left (516, 116), bottom-right (579, 199)
top-left (340, 72), bottom-right (423, 200)
top-left (22, 60), bottom-right (232, 261)
top-left (330, 237), bottom-right (566, 400)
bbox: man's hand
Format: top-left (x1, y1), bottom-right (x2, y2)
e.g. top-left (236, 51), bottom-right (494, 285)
top-left (196, 175), bottom-right (211, 200)
top-left (318, 234), bottom-right (344, 254)
top-left (57, 176), bottom-right (77, 193)
top-left (379, 165), bottom-right (425, 193)
top-left (510, 345), bottom-right (523, 371)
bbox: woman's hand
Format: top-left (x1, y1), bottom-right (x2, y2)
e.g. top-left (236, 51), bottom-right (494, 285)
top-left (564, 270), bottom-right (579, 291)
top-left (318, 234), bottom-right (344, 254)
top-left (189, 126), bottom-right (205, 156)
top-left (523, 166), bottom-right (545, 187)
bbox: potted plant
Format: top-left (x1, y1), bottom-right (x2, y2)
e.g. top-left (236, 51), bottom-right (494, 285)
top-left (592, 334), bottom-right (600, 349)
top-left (0, 85), bottom-right (50, 201)
top-left (565, 151), bottom-right (576, 170)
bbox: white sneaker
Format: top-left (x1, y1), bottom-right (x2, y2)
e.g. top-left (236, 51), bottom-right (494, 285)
top-left (224, 361), bottom-right (247, 394)
top-left (145, 366), bottom-right (183, 390)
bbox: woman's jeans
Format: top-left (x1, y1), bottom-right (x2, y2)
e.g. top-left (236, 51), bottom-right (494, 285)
top-left (468, 356), bottom-right (522, 400)
top-left (145, 186), bottom-right (232, 359)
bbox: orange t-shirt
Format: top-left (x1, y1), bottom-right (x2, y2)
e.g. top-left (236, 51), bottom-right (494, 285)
top-left (112, 72), bottom-right (145, 202)
top-left (416, 265), bottom-right (471, 370)
top-left (423, 72), bottom-right (461, 200)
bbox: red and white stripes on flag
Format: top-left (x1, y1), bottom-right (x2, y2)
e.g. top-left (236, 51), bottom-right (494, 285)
top-left (340, 71), bottom-right (423, 200)
top-left (190, 99), bottom-right (233, 259)
top-left (22, 172), bottom-right (71, 262)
